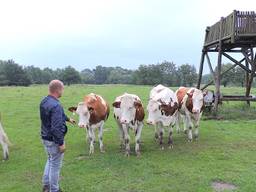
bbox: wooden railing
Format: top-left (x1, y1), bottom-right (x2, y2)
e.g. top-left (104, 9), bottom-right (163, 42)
top-left (204, 10), bottom-right (256, 46)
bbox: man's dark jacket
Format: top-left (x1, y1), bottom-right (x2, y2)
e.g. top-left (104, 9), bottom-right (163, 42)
top-left (40, 95), bottom-right (68, 146)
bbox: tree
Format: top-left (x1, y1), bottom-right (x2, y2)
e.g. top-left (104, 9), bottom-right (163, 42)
top-left (0, 60), bottom-right (31, 86)
top-left (93, 65), bottom-right (111, 84)
top-left (80, 68), bottom-right (95, 84)
top-left (60, 66), bottom-right (81, 85)
top-left (159, 61), bottom-right (177, 86)
top-left (218, 63), bottom-right (236, 87)
top-left (177, 64), bottom-right (197, 87)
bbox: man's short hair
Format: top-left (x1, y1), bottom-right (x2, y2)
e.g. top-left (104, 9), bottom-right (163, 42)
top-left (49, 80), bottom-right (64, 93)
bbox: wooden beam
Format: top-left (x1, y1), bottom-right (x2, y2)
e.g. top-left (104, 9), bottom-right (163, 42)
top-left (222, 52), bottom-right (251, 73)
top-left (205, 53), bottom-right (215, 77)
top-left (201, 57), bottom-right (246, 90)
top-left (197, 51), bottom-right (205, 89)
top-left (221, 96), bottom-right (256, 101)
top-left (213, 17), bottom-right (224, 114)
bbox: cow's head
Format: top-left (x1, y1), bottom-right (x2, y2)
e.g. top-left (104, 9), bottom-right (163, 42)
top-left (147, 98), bottom-right (178, 126)
top-left (186, 89), bottom-right (206, 114)
top-left (68, 102), bottom-right (94, 128)
top-left (112, 94), bottom-right (141, 124)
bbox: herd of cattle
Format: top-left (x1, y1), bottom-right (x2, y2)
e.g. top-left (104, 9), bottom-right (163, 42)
top-left (0, 84), bottom-right (214, 160)
top-left (68, 84), bottom-right (207, 157)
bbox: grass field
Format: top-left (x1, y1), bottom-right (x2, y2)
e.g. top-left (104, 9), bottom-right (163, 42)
top-left (0, 84), bottom-right (256, 192)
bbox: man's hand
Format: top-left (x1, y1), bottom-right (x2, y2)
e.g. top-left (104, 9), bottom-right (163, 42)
top-left (59, 144), bottom-right (66, 153)
top-left (69, 118), bottom-right (76, 125)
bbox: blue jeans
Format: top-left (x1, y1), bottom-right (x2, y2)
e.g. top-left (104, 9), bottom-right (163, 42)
top-left (42, 140), bottom-right (64, 192)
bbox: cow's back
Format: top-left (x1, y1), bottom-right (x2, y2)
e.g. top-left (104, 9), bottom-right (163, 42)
top-left (176, 87), bottom-right (190, 106)
top-left (84, 94), bottom-right (109, 123)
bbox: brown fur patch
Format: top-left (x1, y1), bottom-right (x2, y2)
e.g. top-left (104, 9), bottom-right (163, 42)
top-left (160, 102), bottom-right (179, 116)
top-left (176, 87), bottom-right (190, 107)
top-left (186, 96), bottom-right (193, 113)
top-left (84, 94), bottom-right (109, 125)
top-left (134, 101), bottom-right (145, 122)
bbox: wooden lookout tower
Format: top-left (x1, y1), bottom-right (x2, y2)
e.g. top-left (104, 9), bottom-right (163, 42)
top-left (197, 10), bottom-right (256, 112)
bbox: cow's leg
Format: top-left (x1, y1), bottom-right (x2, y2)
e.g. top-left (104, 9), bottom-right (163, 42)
top-left (182, 114), bottom-right (188, 134)
top-left (175, 112), bottom-right (181, 133)
top-left (98, 123), bottom-right (105, 153)
top-left (122, 124), bottom-right (130, 156)
top-left (135, 123), bottom-right (143, 156)
top-left (194, 114), bottom-right (201, 141)
top-left (88, 127), bottom-right (95, 155)
top-left (0, 139), bottom-right (9, 160)
top-left (85, 127), bottom-right (89, 143)
top-left (159, 123), bottom-right (164, 150)
top-left (154, 122), bottom-right (160, 142)
top-left (186, 115), bottom-right (193, 142)
top-left (168, 124), bottom-right (174, 149)
top-left (117, 121), bottom-right (124, 149)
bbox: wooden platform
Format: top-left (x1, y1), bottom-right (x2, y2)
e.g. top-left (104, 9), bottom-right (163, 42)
top-left (204, 10), bottom-right (256, 50)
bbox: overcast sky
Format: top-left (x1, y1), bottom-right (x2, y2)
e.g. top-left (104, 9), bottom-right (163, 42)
top-left (0, 0), bottom-right (255, 72)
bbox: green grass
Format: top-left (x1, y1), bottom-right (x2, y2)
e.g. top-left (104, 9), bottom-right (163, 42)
top-left (0, 84), bottom-right (256, 192)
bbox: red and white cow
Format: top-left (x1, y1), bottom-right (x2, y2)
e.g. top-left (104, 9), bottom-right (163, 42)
top-left (69, 93), bottom-right (110, 155)
top-left (112, 93), bottom-right (145, 156)
top-left (175, 87), bottom-right (205, 141)
top-left (0, 120), bottom-right (10, 160)
top-left (147, 84), bottom-right (179, 149)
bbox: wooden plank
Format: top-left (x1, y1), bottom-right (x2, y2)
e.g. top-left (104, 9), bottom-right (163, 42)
top-left (197, 51), bottom-right (205, 89)
top-left (201, 57), bottom-right (246, 90)
top-left (222, 52), bottom-right (251, 73)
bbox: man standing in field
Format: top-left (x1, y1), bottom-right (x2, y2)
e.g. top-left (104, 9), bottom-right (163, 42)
top-left (40, 80), bottom-right (75, 192)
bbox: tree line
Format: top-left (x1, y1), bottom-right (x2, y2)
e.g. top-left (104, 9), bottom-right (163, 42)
top-left (0, 59), bottom-right (249, 87)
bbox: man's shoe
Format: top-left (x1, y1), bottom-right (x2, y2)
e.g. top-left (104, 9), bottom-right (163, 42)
top-left (42, 185), bottom-right (49, 192)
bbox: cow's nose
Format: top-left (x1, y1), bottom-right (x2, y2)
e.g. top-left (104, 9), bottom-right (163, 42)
top-left (192, 109), bottom-right (200, 114)
top-left (147, 120), bottom-right (153, 125)
top-left (78, 124), bottom-right (85, 128)
top-left (121, 119), bottom-right (128, 124)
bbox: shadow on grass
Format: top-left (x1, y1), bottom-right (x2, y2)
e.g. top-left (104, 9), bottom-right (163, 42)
top-left (202, 102), bottom-right (256, 121)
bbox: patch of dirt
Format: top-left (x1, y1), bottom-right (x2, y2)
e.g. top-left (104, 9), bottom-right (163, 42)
top-left (75, 154), bottom-right (90, 160)
top-left (212, 181), bottom-right (237, 191)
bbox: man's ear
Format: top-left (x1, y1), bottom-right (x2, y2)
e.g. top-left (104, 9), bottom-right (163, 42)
top-left (68, 107), bottom-right (77, 112)
top-left (112, 101), bottom-right (121, 108)
top-left (134, 101), bottom-right (142, 108)
top-left (203, 92), bottom-right (207, 97)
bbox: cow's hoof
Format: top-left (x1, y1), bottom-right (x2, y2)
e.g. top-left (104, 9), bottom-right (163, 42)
top-left (160, 146), bottom-right (164, 150)
top-left (168, 145), bottom-right (173, 149)
top-left (100, 149), bottom-right (105, 153)
top-left (188, 139), bottom-right (192, 142)
top-left (136, 151), bottom-right (141, 157)
top-left (125, 152), bottom-right (130, 157)
top-left (89, 150), bottom-right (94, 155)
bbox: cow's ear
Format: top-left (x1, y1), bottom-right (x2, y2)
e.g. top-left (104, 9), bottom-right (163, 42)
top-left (187, 92), bottom-right (193, 98)
top-left (203, 92), bottom-right (207, 97)
top-left (68, 107), bottom-right (77, 112)
top-left (134, 101), bottom-right (142, 108)
top-left (112, 101), bottom-right (121, 108)
top-left (88, 106), bottom-right (94, 113)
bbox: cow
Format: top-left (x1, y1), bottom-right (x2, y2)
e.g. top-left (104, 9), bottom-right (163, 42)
top-left (175, 87), bottom-right (205, 142)
top-left (146, 84), bottom-right (179, 149)
top-left (68, 93), bottom-right (110, 155)
top-left (112, 93), bottom-right (145, 157)
top-left (0, 120), bottom-right (10, 160)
